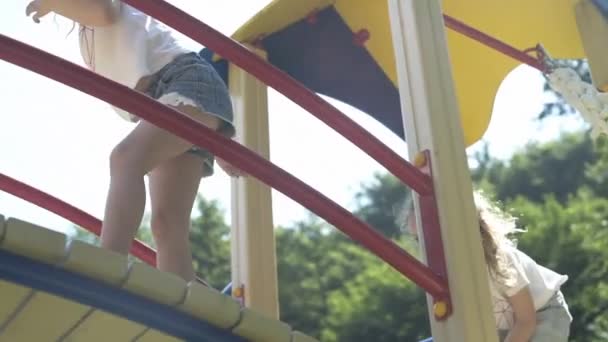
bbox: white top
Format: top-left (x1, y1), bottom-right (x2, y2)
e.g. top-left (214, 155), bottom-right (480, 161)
top-left (78, 3), bottom-right (191, 121)
top-left (489, 246), bottom-right (568, 330)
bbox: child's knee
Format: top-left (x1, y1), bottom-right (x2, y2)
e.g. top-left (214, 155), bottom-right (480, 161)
top-left (109, 141), bottom-right (147, 176)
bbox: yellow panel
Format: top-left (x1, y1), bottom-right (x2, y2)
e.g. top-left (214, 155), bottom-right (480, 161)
top-left (136, 329), bottom-right (183, 342)
top-left (334, 0), bottom-right (396, 86)
top-left (62, 240), bottom-right (130, 286)
top-left (336, 0), bottom-right (584, 86)
top-left (231, 0), bottom-right (588, 146)
top-left (177, 282), bottom-right (240, 329)
top-left (63, 310), bottom-right (146, 341)
top-left (575, 0), bottom-right (608, 90)
top-left (1, 292), bottom-right (89, 341)
top-left (232, 308), bottom-right (291, 342)
top-left (1, 218), bottom-right (67, 264)
top-left (231, 0), bottom-right (333, 43)
top-left (442, 0), bottom-right (585, 145)
top-left (446, 30), bottom-right (518, 146)
top-left (292, 331), bottom-right (320, 342)
top-left (443, 0), bottom-right (584, 59)
top-left (122, 263), bottom-right (187, 306)
top-left (333, 0), bottom-right (585, 146)
top-left (0, 281), bottom-right (32, 328)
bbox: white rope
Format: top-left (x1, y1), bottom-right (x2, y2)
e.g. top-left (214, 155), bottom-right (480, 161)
top-left (546, 66), bottom-right (608, 139)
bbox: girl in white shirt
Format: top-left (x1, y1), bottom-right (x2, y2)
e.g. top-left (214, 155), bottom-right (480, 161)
top-left (26, 0), bottom-right (243, 283)
top-left (404, 191), bottom-right (572, 342)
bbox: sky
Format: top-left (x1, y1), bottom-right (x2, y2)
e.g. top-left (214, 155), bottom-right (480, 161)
top-left (0, 0), bottom-right (586, 236)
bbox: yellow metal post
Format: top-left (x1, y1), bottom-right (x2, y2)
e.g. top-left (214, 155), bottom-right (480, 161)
top-left (575, 0), bottom-right (608, 91)
top-left (388, 0), bottom-right (498, 341)
top-left (228, 47), bottom-right (279, 319)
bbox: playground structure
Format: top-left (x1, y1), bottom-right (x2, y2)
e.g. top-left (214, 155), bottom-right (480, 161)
top-left (0, 0), bottom-right (605, 340)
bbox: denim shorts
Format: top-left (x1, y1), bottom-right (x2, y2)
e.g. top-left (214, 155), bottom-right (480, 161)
top-left (498, 290), bottom-right (572, 342)
top-left (145, 52), bottom-right (235, 177)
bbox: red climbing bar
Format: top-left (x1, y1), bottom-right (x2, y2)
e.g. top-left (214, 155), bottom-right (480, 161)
top-left (0, 34), bottom-right (448, 298)
top-left (443, 14), bottom-right (544, 71)
top-left (120, 0), bottom-right (433, 196)
top-left (416, 151), bottom-right (452, 319)
top-left (0, 173), bottom-right (157, 266)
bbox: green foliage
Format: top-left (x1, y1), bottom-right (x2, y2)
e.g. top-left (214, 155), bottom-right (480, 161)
top-left (472, 132), bottom-right (597, 203)
top-left (189, 196), bottom-right (231, 289)
top-left (275, 217), bottom-right (427, 341)
top-left (276, 219), bottom-right (366, 337)
top-left (474, 132), bottom-right (608, 341)
top-left (354, 173), bottom-right (412, 239)
top-left (504, 193), bottom-right (608, 341)
top-left (321, 262), bottom-right (428, 342)
top-left (66, 127), bottom-right (608, 341)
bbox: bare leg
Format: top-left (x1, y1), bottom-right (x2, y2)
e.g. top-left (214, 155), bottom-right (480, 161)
top-left (100, 105), bottom-right (219, 256)
top-left (148, 152), bottom-right (203, 281)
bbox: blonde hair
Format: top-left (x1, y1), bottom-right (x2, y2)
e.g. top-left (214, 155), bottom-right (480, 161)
top-left (400, 190), bottom-right (524, 286)
top-left (473, 191), bottom-right (523, 286)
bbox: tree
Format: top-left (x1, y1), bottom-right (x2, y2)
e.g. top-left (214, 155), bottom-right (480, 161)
top-left (321, 259), bottom-right (429, 342)
top-left (66, 127), bottom-right (608, 341)
top-left (354, 172), bottom-right (412, 239)
top-left (471, 131), bottom-right (597, 203)
top-left (335, 128), bottom-right (608, 341)
top-left (275, 215), bottom-right (428, 341)
top-left (507, 192), bottom-right (608, 341)
top-left (275, 218), bottom-right (348, 337)
top-left (189, 196), bottom-right (231, 289)
top-left (474, 132), bottom-right (608, 341)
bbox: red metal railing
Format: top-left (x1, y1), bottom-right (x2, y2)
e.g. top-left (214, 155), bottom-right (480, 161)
top-left (443, 14), bottom-right (544, 71)
top-left (0, 34), bottom-right (448, 299)
top-left (0, 2), bottom-right (554, 318)
top-left (0, 173), bottom-right (157, 266)
top-left (120, 0), bottom-right (433, 197)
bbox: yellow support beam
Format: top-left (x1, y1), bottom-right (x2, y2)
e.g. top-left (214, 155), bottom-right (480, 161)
top-left (388, 0), bottom-right (497, 341)
top-left (576, 0), bottom-right (608, 91)
top-left (229, 46), bottom-right (280, 319)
